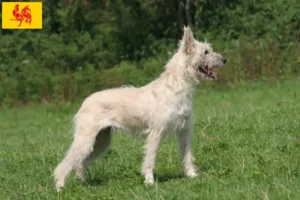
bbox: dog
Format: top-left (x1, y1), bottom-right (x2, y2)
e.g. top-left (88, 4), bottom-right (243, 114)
top-left (54, 26), bottom-right (226, 191)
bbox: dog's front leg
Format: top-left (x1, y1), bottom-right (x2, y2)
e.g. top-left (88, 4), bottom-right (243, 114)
top-left (178, 116), bottom-right (198, 178)
top-left (142, 130), bottom-right (162, 185)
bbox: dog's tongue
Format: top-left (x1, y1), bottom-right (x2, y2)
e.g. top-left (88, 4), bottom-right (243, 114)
top-left (209, 70), bottom-right (217, 80)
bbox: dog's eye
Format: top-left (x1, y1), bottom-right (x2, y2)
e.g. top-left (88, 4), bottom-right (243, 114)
top-left (204, 50), bottom-right (209, 54)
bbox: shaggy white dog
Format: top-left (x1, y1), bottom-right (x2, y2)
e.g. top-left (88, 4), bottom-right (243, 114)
top-left (54, 26), bottom-right (226, 191)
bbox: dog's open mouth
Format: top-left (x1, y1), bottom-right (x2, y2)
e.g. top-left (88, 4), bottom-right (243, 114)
top-left (198, 65), bottom-right (217, 80)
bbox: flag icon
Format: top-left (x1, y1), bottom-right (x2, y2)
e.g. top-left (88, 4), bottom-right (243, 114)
top-left (2, 2), bottom-right (42, 29)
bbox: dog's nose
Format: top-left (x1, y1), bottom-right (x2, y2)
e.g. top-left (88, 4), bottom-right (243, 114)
top-left (222, 58), bottom-right (227, 64)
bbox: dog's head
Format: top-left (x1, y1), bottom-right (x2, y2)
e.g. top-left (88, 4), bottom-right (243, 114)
top-left (180, 26), bottom-right (226, 81)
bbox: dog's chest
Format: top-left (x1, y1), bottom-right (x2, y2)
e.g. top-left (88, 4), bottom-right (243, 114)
top-left (167, 97), bottom-right (192, 131)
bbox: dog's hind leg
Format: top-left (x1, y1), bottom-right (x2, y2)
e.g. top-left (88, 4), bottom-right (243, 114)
top-left (75, 127), bottom-right (112, 181)
top-left (54, 119), bottom-right (104, 192)
top-left (142, 130), bottom-right (163, 185)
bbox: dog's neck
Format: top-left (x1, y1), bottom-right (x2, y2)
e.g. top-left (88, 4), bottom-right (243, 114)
top-left (147, 51), bottom-right (197, 98)
top-left (163, 51), bottom-right (198, 90)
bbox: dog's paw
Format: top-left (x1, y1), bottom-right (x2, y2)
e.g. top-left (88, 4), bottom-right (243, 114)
top-left (55, 184), bottom-right (63, 193)
top-left (55, 180), bottom-right (65, 193)
top-left (186, 170), bottom-right (198, 178)
top-left (144, 174), bottom-right (154, 185)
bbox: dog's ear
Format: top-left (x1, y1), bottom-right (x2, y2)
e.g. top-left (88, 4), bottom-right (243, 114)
top-left (182, 26), bottom-right (195, 54)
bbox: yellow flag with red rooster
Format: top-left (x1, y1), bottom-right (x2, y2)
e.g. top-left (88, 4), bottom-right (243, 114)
top-left (2, 2), bottom-right (42, 29)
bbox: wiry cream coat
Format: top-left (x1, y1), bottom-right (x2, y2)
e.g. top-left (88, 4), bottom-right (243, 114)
top-left (54, 27), bottom-right (226, 191)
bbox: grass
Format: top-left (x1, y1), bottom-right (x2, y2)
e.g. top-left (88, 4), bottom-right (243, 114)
top-left (1, 79), bottom-right (300, 200)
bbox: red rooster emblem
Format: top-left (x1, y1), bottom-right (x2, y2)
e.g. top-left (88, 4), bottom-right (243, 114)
top-left (10, 4), bottom-right (32, 27)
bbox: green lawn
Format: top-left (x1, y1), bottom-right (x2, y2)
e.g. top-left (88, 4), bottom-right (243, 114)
top-left (1, 79), bottom-right (300, 200)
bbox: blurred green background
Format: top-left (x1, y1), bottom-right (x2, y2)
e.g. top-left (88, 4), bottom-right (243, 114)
top-left (0, 0), bottom-right (299, 106)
